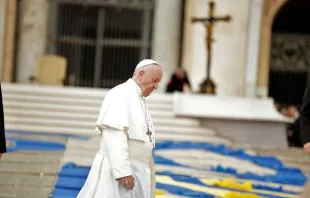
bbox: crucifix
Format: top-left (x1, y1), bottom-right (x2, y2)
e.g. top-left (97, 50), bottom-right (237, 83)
top-left (192, 1), bottom-right (231, 95)
top-left (146, 130), bottom-right (152, 143)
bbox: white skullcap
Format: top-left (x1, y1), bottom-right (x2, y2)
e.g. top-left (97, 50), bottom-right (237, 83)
top-left (135, 59), bottom-right (159, 71)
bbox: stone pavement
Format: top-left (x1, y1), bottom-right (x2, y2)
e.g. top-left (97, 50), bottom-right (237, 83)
top-left (0, 133), bottom-right (67, 198)
top-left (1, 132), bottom-right (310, 198)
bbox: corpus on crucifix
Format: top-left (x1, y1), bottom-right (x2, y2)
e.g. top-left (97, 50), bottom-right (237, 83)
top-left (192, 1), bottom-right (231, 95)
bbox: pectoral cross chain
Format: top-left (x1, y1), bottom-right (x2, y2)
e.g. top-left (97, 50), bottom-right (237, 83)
top-left (146, 129), bottom-right (152, 143)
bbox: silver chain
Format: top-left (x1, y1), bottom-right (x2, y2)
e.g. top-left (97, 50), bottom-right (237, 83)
top-left (135, 82), bottom-right (152, 142)
top-left (139, 97), bottom-right (151, 130)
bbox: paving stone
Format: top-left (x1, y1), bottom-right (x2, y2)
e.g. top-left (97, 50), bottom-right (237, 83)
top-left (0, 186), bottom-right (53, 198)
top-left (2, 152), bottom-right (63, 164)
top-left (0, 162), bottom-right (60, 175)
top-left (0, 172), bottom-right (57, 186)
top-left (6, 134), bottom-right (67, 144)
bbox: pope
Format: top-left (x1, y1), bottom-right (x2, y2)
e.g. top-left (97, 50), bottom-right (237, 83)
top-left (77, 59), bottom-right (162, 198)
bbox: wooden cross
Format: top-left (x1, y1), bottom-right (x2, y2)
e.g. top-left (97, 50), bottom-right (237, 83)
top-left (192, 1), bottom-right (231, 94)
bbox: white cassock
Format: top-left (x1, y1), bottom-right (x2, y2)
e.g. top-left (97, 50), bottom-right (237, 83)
top-left (76, 78), bottom-right (156, 198)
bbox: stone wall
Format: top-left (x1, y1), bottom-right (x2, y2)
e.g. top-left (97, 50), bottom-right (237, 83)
top-left (182, 0), bottom-right (251, 96)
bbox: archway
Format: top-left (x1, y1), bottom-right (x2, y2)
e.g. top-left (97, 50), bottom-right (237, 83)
top-left (268, 0), bottom-right (310, 106)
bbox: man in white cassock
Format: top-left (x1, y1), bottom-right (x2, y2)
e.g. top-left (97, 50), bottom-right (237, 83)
top-left (76, 59), bottom-right (163, 198)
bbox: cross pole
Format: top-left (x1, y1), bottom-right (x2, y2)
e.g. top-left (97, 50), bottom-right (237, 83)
top-left (192, 1), bottom-right (231, 94)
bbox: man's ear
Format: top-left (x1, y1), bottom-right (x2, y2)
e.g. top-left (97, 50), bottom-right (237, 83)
top-left (138, 70), bottom-right (144, 77)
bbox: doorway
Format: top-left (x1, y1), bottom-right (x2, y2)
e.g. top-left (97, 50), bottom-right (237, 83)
top-left (268, 0), bottom-right (310, 106)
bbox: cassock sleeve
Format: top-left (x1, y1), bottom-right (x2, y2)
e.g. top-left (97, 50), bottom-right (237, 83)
top-left (103, 127), bottom-right (132, 179)
top-left (300, 83), bottom-right (310, 145)
top-left (0, 83), bottom-right (6, 153)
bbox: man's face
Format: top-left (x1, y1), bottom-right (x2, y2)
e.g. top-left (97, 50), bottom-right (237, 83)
top-left (175, 68), bottom-right (185, 79)
top-left (288, 106), bottom-right (298, 117)
top-left (137, 65), bottom-right (162, 97)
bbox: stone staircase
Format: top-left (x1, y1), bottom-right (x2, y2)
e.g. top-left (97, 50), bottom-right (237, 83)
top-left (2, 83), bottom-right (310, 197)
top-left (2, 83), bottom-right (232, 145)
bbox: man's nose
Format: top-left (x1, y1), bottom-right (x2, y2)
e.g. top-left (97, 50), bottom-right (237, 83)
top-left (154, 83), bottom-right (159, 89)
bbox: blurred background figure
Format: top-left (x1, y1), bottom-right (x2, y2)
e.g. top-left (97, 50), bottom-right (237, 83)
top-left (166, 68), bottom-right (191, 93)
top-left (286, 105), bottom-right (302, 147)
top-left (274, 102), bottom-right (302, 147)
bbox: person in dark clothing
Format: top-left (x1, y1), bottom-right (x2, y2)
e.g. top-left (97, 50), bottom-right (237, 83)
top-left (299, 82), bottom-right (310, 154)
top-left (287, 116), bottom-right (302, 147)
top-left (0, 83), bottom-right (6, 158)
top-left (166, 68), bottom-right (191, 93)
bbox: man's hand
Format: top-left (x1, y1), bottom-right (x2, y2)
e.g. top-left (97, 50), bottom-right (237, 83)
top-left (304, 142), bottom-right (310, 155)
top-left (116, 175), bottom-right (135, 190)
top-left (0, 153), bottom-right (3, 159)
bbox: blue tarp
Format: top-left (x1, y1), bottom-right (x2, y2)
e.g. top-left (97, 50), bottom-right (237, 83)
top-left (51, 141), bottom-right (306, 197)
top-left (51, 188), bottom-right (80, 198)
top-left (5, 130), bottom-right (88, 152)
top-left (156, 171), bottom-right (298, 195)
top-left (6, 137), bottom-right (65, 152)
top-left (53, 165), bottom-right (293, 198)
top-left (8, 132), bottom-right (303, 197)
top-left (154, 141), bottom-right (307, 186)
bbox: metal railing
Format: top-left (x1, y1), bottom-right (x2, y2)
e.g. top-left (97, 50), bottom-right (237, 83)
top-left (48, 0), bottom-right (155, 88)
top-left (269, 33), bottom-right (310, 105)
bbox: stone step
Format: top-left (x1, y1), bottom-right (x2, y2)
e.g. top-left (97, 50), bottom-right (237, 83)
top-left (3, 95), bottom-right (173, 111)
top-left (156, 125), bottom-right (215, 136)
top-left (6, 151), bottom-right (64, 156)
top-left (5, 119), bottom-right (215, 138)
top-left (5, 133), bottom-right (68, 144)
top-left (1, 153), bottom-right (63, 164)
top-left (1, 83), bottom-right (108, 98)
top-left (3, 93), bottom-right (102, 106)
top-left (5, 123), bottom-right (98, 136)
top-left (156, 133), bottom-right (232, 145)
top-left (4, 101), bottom-right (173, 118)
top-left (2, 84), bottom-right (174, 104)
top-left (65, 138), bottom-right (100, 150)
top-left (5, 109), bottom-right (200, 128)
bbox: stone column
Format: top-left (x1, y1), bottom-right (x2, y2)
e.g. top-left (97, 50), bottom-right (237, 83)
top-left (244, 0), bottom-right (264, 98)
top-left (0, 0), bottom-right (6, 79)
top-left (151, 0), bottom-right (182, 92)
top-left (16, 0), bottom-right (49, 83)
top-left (256, 0), bottom-right (287, 98)
top-left (182, 0), bottom-right (250, 96)
top-left (1, 0), bottom-right (17, 82)
top-left (256, 18), bottom-right (271, 98)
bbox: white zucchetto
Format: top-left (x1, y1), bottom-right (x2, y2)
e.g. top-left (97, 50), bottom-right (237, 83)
top-left (135, 59), bottom-right (159, 71)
